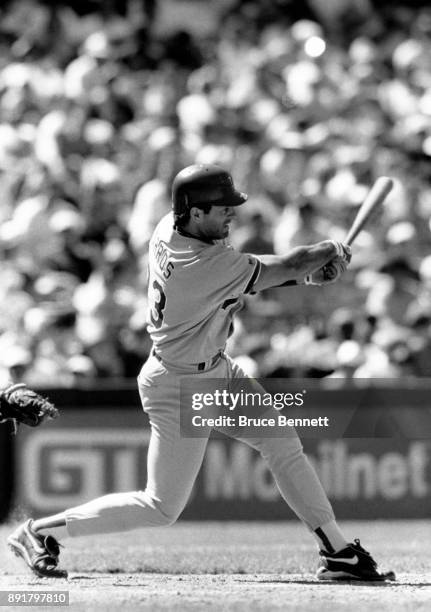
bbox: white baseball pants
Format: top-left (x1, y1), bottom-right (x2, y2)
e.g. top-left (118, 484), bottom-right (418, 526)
top-left (65, 354), bottom-right (335, 537)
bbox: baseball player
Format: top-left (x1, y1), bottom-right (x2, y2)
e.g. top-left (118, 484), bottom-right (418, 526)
top-left (8, 164), bottom-right (394, 582)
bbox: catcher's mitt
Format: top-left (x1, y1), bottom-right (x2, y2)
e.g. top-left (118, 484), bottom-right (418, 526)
top-left (0, 383), bottom-right (59, 432)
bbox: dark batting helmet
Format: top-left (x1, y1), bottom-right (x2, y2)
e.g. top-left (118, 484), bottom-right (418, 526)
top-left (172, 164), bottom-right (248, 215)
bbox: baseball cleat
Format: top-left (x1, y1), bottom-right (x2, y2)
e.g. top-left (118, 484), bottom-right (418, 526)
top-left (8, 519), bottom-right (68, 579)
top-left (316, 538), bottom-right (396, 582)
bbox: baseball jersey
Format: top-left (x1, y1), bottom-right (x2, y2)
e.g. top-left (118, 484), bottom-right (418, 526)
top-left (147, 213), bottom-right (261, 364)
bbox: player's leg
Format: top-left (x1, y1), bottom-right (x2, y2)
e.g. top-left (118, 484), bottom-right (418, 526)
top-left (231, 423), bottom-right (344, 549)
top-left (48, 370), bottom-right (209, 536)
top-left (62, 407), bottom-right (209, 537)
top-left (225, 357), bottom-right (394, 581)
top-left (9, 416), bottom-right (208, 577)
top-left (8, 362), bottom-right (210, 576)
top-left (235, 422), bottom-right (392, 580)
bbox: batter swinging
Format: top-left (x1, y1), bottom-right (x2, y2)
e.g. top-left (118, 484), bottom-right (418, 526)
top-left (8, 164), bottom-right (394, 582)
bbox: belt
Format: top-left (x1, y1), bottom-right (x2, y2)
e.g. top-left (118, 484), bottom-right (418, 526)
top-left (152, 349), bottom-right (222, 371)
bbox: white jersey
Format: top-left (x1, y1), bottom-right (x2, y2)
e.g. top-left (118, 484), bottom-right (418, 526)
top-left (147, 213), bottom-right (261, 364)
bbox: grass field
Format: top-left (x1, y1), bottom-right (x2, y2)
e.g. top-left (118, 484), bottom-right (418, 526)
top-left (0, 520), bottom-right (429, 611)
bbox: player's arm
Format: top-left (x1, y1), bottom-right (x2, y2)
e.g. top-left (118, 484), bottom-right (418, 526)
top-left (252, 240), bottom-right (350, 293)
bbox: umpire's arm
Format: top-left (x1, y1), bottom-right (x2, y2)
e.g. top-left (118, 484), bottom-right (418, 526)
top-left (251, 240), bottom-right (340, 292)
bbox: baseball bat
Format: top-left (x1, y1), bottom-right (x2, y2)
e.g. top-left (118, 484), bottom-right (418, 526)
top-left (344, 177), bottom-right (394, 246)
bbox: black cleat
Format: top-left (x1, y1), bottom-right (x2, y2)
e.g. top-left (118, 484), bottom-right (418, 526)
top-left (317, 539), bottom-right (395, 582)
top-left (8, 519), bottom-right (68, 579)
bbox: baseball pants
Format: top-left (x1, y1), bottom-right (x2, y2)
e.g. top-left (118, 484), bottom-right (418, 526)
top-left (65, 354), bottom-right (335, 537)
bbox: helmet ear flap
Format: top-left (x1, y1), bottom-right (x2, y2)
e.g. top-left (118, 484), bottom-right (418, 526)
top-left (172, 184), bottom-right (187, 211)
top-left (172, 186), bottom-right (190, 228)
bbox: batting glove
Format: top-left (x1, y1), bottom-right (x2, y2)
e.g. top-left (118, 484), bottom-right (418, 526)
top-left (304, 259), bottom-right (348, 286)
top-left (329, 241), bottom-right (352, 264)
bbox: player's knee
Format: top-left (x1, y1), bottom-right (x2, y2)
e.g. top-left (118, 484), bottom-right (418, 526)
top-left (259, 435), bottom-right (303, 458)
top-left (134, 490), bottom-right (183, 526)
top-left (156, 505), bottom-right (182, 526)
top-left (258, 437), bottom-right (304, 470)
top-left (162, 513), bottom-right (180, 527)
top-left (147, 495), bottom-right (183, 526)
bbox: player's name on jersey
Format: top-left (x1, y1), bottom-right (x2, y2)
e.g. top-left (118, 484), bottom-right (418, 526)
top-left (154, 238), bottom-right (174, 279)
top-left (191, 415), bottom-right (330, 428)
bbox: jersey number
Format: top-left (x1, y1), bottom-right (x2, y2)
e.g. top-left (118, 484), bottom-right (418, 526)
top-left (150, 279), bottom-right (166, 329)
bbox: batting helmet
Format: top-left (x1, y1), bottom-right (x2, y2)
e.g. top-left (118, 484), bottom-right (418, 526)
top-left (172, 164), bottom-right (248, 215)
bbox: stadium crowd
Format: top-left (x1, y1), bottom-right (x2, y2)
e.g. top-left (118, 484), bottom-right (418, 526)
top-left (0, 0), bottom-right (431, 386)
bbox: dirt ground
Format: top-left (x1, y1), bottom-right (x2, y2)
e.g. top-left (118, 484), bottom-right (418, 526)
top-left (0, 520), bottom-right (429, 611)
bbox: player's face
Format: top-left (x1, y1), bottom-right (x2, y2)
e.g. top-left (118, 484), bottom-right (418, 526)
top-left (201, 205), bottom-right (236, 239)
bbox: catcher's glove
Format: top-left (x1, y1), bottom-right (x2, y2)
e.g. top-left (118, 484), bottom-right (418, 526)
top-left (0, 383), bottom-right (59, 432)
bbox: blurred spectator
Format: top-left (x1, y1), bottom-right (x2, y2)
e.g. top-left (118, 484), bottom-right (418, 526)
top-left (127, 176), bottom-right (171, 256)
top-left (328, 340), bottom-right (365, 379)
top-left (366, 257), bottom-right (420, 328)
top-left (1, 0), bottom-right (431, 384)
top-left (355, 326), bottom-right (418, 378)
top-left (235, 212), bottom-right (274, 254)
top-left (274, 200), bottom-right (334, 254)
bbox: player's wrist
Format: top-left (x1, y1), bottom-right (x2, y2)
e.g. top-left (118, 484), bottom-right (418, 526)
top-left (273, 279), bottom-right (300, 288)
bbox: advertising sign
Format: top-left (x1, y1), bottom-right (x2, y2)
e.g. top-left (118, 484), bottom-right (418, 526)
top-left (13, 394), bottom-right (431, 519)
